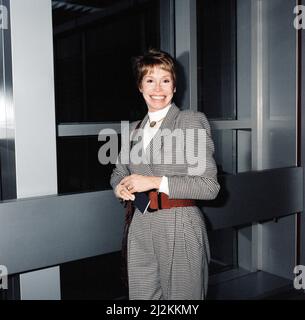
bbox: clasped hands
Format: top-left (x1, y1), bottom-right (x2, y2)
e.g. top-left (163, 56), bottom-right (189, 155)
top-left (115, 174), bottom-right (162, 201)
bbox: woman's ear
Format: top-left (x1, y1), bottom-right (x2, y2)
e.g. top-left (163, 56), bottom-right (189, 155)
top-left (174, 87), bottom-right (176, 93)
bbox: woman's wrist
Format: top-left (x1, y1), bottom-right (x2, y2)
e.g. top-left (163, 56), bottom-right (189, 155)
top-left (151, 176), bottom-right (162, 190)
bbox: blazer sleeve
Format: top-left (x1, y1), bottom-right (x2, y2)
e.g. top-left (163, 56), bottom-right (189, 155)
top-left (109, 121), bottom-right (139, 192)
top-left (167, 111), bottom-right (220, 200)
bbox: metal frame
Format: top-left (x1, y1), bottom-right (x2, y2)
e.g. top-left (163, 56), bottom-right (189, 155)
top-left (9, 0), bottom-right (59, 300)
top-left (0, 191), bottom-right (125, 275)
top-left (196, 0), bottom-right (300, 282)
top-left (202, 167), bottom-right (303, 230)
top-left (250, 0), bottom-right (264, 272)
top-left (210, 120), bottom-right (251, 131)
top-left (0, 167), bottom-right (301, 276)
top-left (58, 122), bottom-right (123, 137)
top-left (0, 0), bottom-right (16, 200)
top-left (296, 0), bottom-right (302, 268)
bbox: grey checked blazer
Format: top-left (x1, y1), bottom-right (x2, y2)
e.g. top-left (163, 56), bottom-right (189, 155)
top-left (110, 103), bottom-right (220, 200)
top-left (110, 103), bottom-right (220, 299)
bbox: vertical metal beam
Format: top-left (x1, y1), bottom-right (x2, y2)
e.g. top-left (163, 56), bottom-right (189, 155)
top-left (0, 0), bottom-right (16, 200)
top-left (160, 0), bottom-right (175, 56)
top-left (251, 0), bottom-right (264, 172)
top-left (300, 0), bottom-right (305, 267)
top-left (9, 0), bottom-right (60, 300)
top-left (295, 0), bottom-right (300, 268)
top-left (175, 0), bottom-right (197, 110)
top-left (250, 0), bottom-right (298, 277)
top-left (250, 0), bottom-right (264, 271)
top-left (0, 0), bottom-right (19, 300)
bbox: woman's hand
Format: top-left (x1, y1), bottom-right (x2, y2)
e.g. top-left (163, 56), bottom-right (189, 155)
top-left (115, 184), bottom-right (135, 201)
top-left (119, 174), bottom-right (162, 194)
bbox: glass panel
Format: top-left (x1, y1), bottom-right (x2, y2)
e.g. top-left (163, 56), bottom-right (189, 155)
top-left (208, 228), bottom-right (237, 274)
top-left (197, 0), bottom-right (237, 120)
top-left (55, 33), bottom-right (84, 122)
top-left (203, 0), bottom-right (297, 281)
top-left (259, 0), bottom-right (297, 281)
top-left (213, 130), bottom-right (236, 175)
top-left (236, 0), bottom-right (252, 120)
top-left (57, 135), bottom-right (121, 193)
top-left (261, 0), bottom-right (297, 170)
top-left (212, 129), bottom-right (252, 175)
top-left (209, 128), bottom-right (252, 275)
top-left (53, 0), bottom-right (160, 123)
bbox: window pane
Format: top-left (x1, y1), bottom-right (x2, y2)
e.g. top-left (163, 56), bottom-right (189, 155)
top-left (53, 0), bottom-right (160, 123)
top-left (55, 33), bottom-right (84, 122)
top-left (197, 0), bottom-right (237, 120)
top-left (57, 135), bottom-right (121, 193)
top-left (212, 129), bottom-right (252, 175)
top-left (261, 0), bottom-right (297, 170)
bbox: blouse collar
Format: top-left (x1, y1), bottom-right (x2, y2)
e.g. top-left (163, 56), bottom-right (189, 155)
top-left (148, 103), bottom-right (172, 122)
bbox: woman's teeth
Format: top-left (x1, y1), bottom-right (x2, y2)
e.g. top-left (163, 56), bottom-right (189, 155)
top-left (151, 96), bottom-right (165, 100)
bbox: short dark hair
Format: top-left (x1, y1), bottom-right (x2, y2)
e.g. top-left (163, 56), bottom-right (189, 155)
top-left (133, 49), bottom-right (177, 88)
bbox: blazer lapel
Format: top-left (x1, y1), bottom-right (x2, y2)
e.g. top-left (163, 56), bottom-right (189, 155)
top-left (130, 113), bottom-right (148, 151)
top-left (145, 103), bottom-right (180, 167)
top-left (129, 104), bottom-right (180, 176)
top-left (129, 114), bottom-right (153, 176)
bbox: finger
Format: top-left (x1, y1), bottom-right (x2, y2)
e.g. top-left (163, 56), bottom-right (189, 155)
top-left (120, 185), bottom-right (133, 196)
top-left (119, 191), bottom-right (130, 201)
top-left (120, 189), bottom-right (134, 201)
top-left (126, 185), bottom-right (134, 192)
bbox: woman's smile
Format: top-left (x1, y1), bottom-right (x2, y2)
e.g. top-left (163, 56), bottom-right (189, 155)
top-left (140, 66), bottom-right (175, 112)
top-left (150, 95), bottom-right (166, 100)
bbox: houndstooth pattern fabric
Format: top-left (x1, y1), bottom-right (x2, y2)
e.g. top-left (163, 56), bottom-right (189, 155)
top-left (110, 104), bottom-right (220, 300)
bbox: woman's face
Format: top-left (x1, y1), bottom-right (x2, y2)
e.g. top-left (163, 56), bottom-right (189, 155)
top-left (139, 66), bottom-right (175, 112)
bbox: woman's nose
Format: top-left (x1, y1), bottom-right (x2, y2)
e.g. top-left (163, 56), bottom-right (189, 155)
top-left (154, 83), bottom-right (162, 91)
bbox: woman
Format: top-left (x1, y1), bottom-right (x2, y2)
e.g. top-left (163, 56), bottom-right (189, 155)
top-left (110, 49), bottom-right (220, 300)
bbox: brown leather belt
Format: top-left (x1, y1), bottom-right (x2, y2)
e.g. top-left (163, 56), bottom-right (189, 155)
top-left (148, 191), bottom-right (196, 211)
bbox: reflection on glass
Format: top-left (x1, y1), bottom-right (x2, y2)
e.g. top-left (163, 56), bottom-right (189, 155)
top-left (53, 0), bottom-right (160, 123)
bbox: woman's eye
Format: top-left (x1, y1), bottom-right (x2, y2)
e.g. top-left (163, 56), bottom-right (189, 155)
top-left (146, 79), bottom-right (153, 83)
top-left (163, 79), bottom-right (170, 83)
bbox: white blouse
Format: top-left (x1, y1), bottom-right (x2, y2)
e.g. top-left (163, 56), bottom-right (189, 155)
top-left (142, 104), bottom-right (171, 195)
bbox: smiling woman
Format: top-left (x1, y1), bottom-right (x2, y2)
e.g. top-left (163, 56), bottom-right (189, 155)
top-left (139, 67), bottom-right (175, 113)
top-left (133, 49), bottom-right (177, 113)
top-left (53, 0), bottom-right (161, 300)
top-left (110, 49), bottom-right (220, 300)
